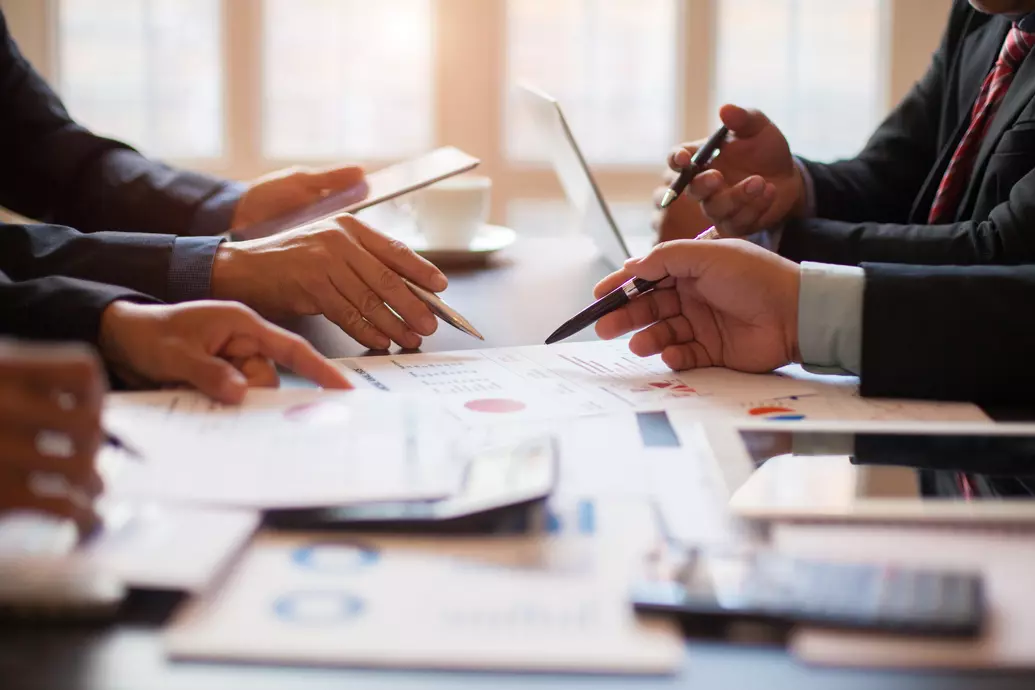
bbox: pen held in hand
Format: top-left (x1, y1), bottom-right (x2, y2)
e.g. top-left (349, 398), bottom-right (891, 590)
top-left (545, 277), bottom-right (666, 345)
top-left (659, 125), bottom-right (730, 209)
top-left (104, 431), bottom-right (143, 461)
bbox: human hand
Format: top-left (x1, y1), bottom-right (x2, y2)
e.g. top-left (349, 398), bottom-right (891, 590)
top-left (669, 105), bottom-right (806, 238)
top-left (652, 169), bottom-right (716, 243)
top-left (211, 215), bottom-right (448, 350)
top-left (593, 239), bottom-right (801, 373)
top-left (97, 301), bottom-right (352, 403)
top-left (231, 164), bottom-right (368, 239)
top-left (0, 341), bottom-right (106, 534)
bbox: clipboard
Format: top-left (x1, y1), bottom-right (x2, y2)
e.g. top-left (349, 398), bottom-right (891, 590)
top-left (237, 146), bottom-right (481, 238)
top-left (265, 434), bottom-right (558, 533)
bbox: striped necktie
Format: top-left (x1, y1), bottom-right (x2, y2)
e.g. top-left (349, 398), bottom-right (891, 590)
top-left (928, 22), bottom-right (1035, 223)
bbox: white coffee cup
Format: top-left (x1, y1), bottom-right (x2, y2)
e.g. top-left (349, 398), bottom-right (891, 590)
top-left (413, 175), bottom-right (491, 249)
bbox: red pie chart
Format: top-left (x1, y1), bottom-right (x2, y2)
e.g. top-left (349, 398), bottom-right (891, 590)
top-left (463, 398), bottom-right (527, 414)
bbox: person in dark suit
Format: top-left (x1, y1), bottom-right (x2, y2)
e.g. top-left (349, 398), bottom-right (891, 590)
top-left (657, 0), bottom-right (1035, 267)
top-left (0, 268), bottom-right (351, 402)
top-left (592, 239), bottom-right (1035, 405)
top-left (0, 9), bottom-right (444, 350)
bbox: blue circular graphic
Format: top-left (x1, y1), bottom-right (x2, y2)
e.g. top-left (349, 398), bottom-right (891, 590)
top-left (291, 541), bottom-right (380, 573)
top-left (273, 590), bottom-right (365, 625)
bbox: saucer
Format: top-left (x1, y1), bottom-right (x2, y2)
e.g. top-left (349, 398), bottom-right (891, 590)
top-left (398, 224), bottom-right (517, 265)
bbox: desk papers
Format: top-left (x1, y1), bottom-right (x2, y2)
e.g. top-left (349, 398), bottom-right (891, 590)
top-left (165, 500), bottom-right (684, 674)
top-left (103, 389), bottom-right (465, 509)
top-left (334, 341), bottom-right (989, 426)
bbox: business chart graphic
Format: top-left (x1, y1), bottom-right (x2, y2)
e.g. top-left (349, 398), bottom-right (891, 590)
top-left (463, 398), bottom-right (528, 414)
top-left (273, 590), bottom-right (365, 625)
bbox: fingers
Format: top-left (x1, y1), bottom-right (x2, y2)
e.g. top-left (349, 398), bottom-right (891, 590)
top-left (593, 268), bottom-right (635, 299)
top-left (345, 216), bottom-right (448, 292)
top-left (668, 143), bottom-right (700, 171)
top-left (0, 344), bottom-right (105, 410)
top-left (227, 314), bottom-right (354, 390)
top-left (298, 165), bottom-right (367, 194)
top-left (594, 289), bottom-right (682, 340)
top-left (0, 428), bottom-right (100, 486)
top-left (685, 172), bottom-right (776, 237)
top-left (627, 315), bottom-right (696, 358)
top-left (232, 356), bottom-right (280, 388)
top-left (718, 104), bottom-right (771, 138)
top-left (327, 264), bottom-right (424, 348)
top-left (660, 342), bottom-right (715, 371)
top-left (165, 344), bottom-right (249, 405)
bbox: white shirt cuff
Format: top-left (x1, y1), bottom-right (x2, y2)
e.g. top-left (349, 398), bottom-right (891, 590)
top-left (797, 262), bottom-right (865, 375)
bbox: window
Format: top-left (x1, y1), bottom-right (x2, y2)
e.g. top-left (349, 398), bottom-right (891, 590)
top-left (715, 0), bottom-right (884, 162)
top-left (28, 0), bottom-right (899, 229)
top-left (505, 0), bottom-right (678, 165)
top-left (57, 0), bottom-right (222, 159)
top-left (262, 0), bottom-right (433, 161)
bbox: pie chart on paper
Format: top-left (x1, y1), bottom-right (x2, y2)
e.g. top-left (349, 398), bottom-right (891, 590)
top-left (463, 398), bottom-right (528, 414)
top-left (748, 405), bottom-right (806, 421)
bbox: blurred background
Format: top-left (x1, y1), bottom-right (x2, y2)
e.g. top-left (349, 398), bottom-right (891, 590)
top-left (1, 0), bottom-right (950, 242)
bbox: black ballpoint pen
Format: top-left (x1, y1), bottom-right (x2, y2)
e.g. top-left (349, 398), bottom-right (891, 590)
top-left (545, 277), bottom-right (665, 345)
top-left (659, 124), bottom-right (729, 209)
top-left (105, 431), bottom-right (143, 461)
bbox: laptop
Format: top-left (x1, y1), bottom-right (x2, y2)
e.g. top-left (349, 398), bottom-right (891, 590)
top-left (517, 84), bottom-right (655, 269)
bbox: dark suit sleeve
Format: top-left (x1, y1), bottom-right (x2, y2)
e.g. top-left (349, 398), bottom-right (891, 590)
top-left (859, 262), bottom-right (1035, 403)
top-left (0, 10), bottom-right (241, 236)
top-left (0, 222), bottom-right (192, 302)
top-left (0, 268), bottom-right (157, 344)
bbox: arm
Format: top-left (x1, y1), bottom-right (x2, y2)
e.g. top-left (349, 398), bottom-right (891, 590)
top-left (0, 268), bottom-right (156, 344)
top-left (0, 10), bottom-right (243, 236)
top-left (0, 221), bottom-right (223, 302)
top-left (800, 2), bottom-right (971, 223)
top-left (859, 262), bottom-right (1035, 403)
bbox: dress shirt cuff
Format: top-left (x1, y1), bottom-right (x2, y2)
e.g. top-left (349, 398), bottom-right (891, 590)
top-left (797, 261), bottom-right (865, 375)
top-left (794, 157), bottom-right (817, 218)
top-left (188, 181), bottom-right (247, 237)
top-left (168, 236), bottom-right (225, 302)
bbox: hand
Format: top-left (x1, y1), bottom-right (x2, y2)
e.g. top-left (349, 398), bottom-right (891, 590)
top-left (231, 164), bottom-right (369, 239)
top-left (593, 239), bottom-right (801, 373)
top-left (211, 215), bottom-right (448, 350)
top-left (669, 105), bottom-right (806, 238)
top-left (0, 341), bottom-right (106, 534)
top-left (97, 301), bottom-right (352, 403)
top-left (652, 169), bottom-right (716, 242)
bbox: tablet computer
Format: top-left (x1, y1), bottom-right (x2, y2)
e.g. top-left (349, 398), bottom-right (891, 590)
top-left (236, 146), bottom-right (480, 238)
top-left (725, 425), bottom-right (1035, 524)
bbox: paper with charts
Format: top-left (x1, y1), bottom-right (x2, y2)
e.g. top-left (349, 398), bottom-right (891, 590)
top-left (335, 340), bottom-right (989, 425)
top-left (165, 500), bottom-right (683, 674)
top-left (102, 389), bottom-right (466, 509)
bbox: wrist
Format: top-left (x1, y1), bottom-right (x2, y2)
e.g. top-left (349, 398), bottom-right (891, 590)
top-left (788, 268), bottom-right (803, 364)
top-left (98, 300), bottom-right (146, 371)
top-left (211, 243), bottom-right (248, 302)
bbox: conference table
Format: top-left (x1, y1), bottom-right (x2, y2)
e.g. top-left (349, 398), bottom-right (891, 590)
top-left (2, 236), bottom-right (1034, 690)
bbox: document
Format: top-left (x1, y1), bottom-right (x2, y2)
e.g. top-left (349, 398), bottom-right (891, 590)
top-left (335, 341), bottom-right (989, 425)
top-left (0, 503), bottom-right (258, 592)
top-left (165, 500), bottom-right (683, 674)
top-left (776, 524), bottom-right (1035, 669)
top-left (103, 389), bottom-right (465, 509)
top-left (337, 340), bottom-right (816, 425)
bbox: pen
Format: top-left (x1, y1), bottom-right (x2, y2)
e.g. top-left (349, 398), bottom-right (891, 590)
top-left (403, 278), bottom-right (485, 341)
top-left (104, 431), bottom-right (143, 461)
top-left (545, 276), bottom-right (666, 345)
top-left (659, 125), bottom-right (729, 209)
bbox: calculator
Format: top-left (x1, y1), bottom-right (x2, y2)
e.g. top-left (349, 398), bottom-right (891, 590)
top-left (631, 548), bottom-right (984, 637)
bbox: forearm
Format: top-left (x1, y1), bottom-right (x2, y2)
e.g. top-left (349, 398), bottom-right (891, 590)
top-left (0, 223), bottom-right (223, 302)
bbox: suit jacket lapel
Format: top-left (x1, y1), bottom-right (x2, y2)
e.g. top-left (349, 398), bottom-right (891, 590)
top-left (910, 17), bottom-right (1005, 223)
top-left (958, 26), bottom-right (1035, 220)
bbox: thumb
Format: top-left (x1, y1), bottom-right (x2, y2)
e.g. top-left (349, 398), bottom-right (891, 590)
top-left (299, 165), bottom-right (366, 193)
top-left (624, 240), bottom-right (721, 282)
top-left (168, 346), bottom-right (249, 404)
top-left (718, 104), bottom-right (771, 139)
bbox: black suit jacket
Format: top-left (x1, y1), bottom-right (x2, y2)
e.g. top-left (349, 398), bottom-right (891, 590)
top-left (0, 9), bottom-right (236, 299)
top-left (860, 262), bottom-right (1035, 403)
top-left (782, 2), bottom-right (1035, 265)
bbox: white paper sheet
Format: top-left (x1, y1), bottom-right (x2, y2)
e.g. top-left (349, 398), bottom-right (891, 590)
top-left (336, 342), bottom-right (988, 425)
top-left (102, 389), bottom-right (465, 509)
top-left (0, 502), bottom-right (258, 592)
top-left (165, 500), bottom-right (684, 674)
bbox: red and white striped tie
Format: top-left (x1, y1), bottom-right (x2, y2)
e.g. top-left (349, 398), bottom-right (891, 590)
top-left (928, 23), bottom-right (1035, 223)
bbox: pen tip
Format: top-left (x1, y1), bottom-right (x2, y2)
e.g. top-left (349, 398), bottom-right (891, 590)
top-left (659, 190), bottom-right (677, 209)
